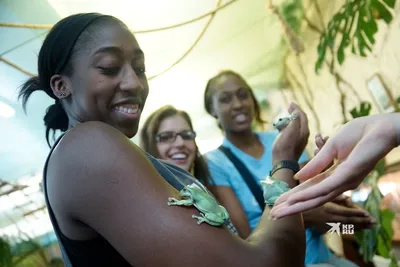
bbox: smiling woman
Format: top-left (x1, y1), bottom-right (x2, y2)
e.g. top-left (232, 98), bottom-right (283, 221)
top-left (17, 12), bottom-right (307, 267)
top-left (140, 105), bottom-right (211, 187)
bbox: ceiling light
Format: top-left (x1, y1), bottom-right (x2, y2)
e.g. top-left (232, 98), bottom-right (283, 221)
top-left (0, 100), bottom-right (15, 118)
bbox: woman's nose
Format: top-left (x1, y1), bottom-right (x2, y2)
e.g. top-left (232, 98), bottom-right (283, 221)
top-left (120, 66), bottom-right (144, 93)
top-left (173, 135), bottom-right (185, 146)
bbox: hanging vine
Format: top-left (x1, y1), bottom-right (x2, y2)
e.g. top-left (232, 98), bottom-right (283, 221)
top-left (0, 57), bottom-right (34, 77)
top-left (294, 55), bottom-right (315, 104)
top-left (312, 0), bottom-right (363, 105)
top-left (0, 0), bottom-right (238, 33)
top-left (283, 73), bottom-right (303, 108)
top-left (0, 0), bottom-right (238, 81)
top-left (268, 0), bottom-right (322, 132)
top-left (302, 1), bottom-right (351, 123)
top-left (334, 72), bottom-right (348, 124)
top-left (286, 64), bottom-right (321, 132)
top-left (299, 0), bottom-right (367, 123)
top-left (279, 54), bottom-right (293, 107)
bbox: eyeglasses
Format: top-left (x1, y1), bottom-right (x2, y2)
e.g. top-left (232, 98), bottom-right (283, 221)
top-left (155, 130), bottom-right (196, 143)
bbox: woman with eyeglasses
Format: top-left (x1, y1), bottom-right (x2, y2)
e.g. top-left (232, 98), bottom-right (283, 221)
top-left (140, 105), bottom-right (211, 187)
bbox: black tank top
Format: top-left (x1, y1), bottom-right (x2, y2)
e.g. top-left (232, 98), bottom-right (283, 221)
top-left (43, 133), bottom-right (238, 266)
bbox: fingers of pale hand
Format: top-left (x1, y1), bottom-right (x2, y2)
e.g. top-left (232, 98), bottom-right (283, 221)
top-left (291, 162), bottom-right (359, 205)
top-left (271, 190), bottom-right (341, 219)
top-left (272, 171), bottom-right (337, 210)
top-left (333, 119), bottom-right (390, 162)
top-left (274, 167), bottom-right (335, 206)
top-left (272, 134), bottom-right (379, 219)
top-left (322, 132), bottom-right (389, 196)
top-left (294, 141), bottom-right (337, 181)
top-left (272, 190), bottom-right (291, 206)
top-left (272, 164), bottom-right (356, 218)
top-left (345, 129), bottom-right (392, 173)
top-left (272, 175), bottom-right (359, 219)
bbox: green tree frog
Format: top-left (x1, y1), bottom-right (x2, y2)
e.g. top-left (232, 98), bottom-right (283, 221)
top-left (261, 176), bottom-right (290, 206)
top-left (273, 114), bottom-right (298, 131)
top-left (168, 183), bottom-right (230, 226)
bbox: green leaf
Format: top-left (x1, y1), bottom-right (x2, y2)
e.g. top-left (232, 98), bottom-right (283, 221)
top-left (377, 209), bottom-right (395, 257)
top-left (260, 99), bottom-right (270, 109)
top-left (390, 252), bottom-right (399, 267)
top-left (0, 236), bottom-right (13, 267)
top-left (337, 40), bottom-right (346, 64)
top-left (370, 0), bottom-right (394, 23)
top-left (350, 102), bottom-right (372, 118)
top-left (375, 159), bottom-right (386, 176)
top-left (356, 228), bottom-right (379, 262)
top-left (384, 0), bottom-right (396, 8)
top-left (315, 0), bottom-right (396, 73)
top-left (354, 166), bottom-right (398, 264)
top-left (279, 0), bottom-right (304, 48)
top-left (280, 0), bottom-right (304, 32)
top-left (315, 40), bottom-right (327, 73)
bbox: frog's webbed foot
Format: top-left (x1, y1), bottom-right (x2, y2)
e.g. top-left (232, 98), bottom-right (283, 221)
top-left (168, 197), bottom-right (193, 206)
top-left (167, 197), bottom-right (179, 206)
top-left (192, 214), bottom-right (207, 225)
top-left (288, 114), bottom-right (298, 121)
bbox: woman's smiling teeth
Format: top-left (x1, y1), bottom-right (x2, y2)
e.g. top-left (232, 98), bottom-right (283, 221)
top-left (113, 104), bottom-right (139, 114)
top-left (171, 153), bottom-right (187, 160)
top-left (234, 113), bottom-right (248, 123)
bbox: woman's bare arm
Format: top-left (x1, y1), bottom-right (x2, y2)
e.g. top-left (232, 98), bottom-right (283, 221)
top-left (47, 121), bottom-right (305, 267)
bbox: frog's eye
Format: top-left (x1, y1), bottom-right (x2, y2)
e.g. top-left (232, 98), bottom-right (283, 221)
top-left (278, 118), bottom-right (282, 121)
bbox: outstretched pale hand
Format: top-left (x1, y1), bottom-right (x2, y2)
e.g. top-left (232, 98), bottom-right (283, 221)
top-left (270, 114), bottom-right (400, 219)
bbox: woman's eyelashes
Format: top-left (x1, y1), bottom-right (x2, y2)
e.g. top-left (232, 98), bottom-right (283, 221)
top-left (134, 67), bottom-right (146, 76)
top-left (98, 66), bottom-right (121, 75)
top-left (98, 66), bottom-right (146, 76)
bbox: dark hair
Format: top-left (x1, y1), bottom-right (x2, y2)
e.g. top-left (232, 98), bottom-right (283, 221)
top-left (203, 70), bottom-right (266, 130)
top-left (18, 13), bottom-right (122, 147)
top-left (140, 105), bottom-right (211, 187)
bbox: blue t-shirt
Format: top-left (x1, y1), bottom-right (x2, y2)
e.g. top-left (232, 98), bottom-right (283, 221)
top-left (205, 131), bottom-right (333, 265)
